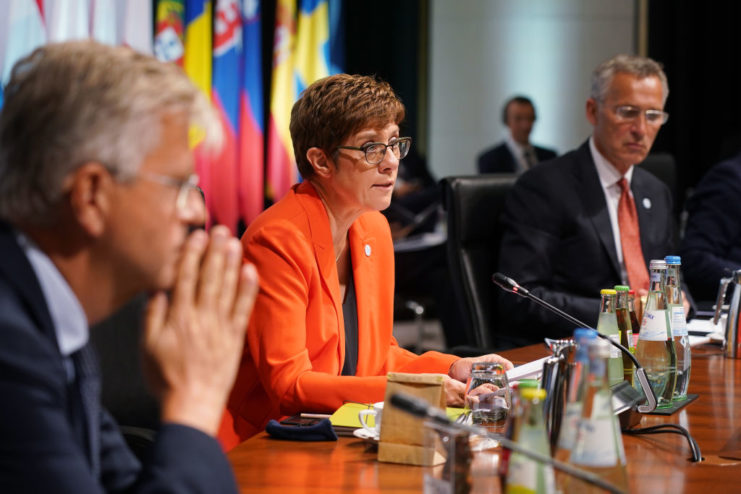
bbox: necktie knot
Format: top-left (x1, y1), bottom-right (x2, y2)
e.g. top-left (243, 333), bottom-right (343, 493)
top-left (617, 177), bottom-right (629, 192)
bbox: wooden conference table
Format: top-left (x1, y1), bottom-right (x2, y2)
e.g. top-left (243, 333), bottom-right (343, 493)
top-left (228, 343), bottom-right (741, 493)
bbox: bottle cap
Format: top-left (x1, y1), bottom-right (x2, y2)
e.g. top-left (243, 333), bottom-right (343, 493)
top-left (573, 328), bottom-right (597, 343)
top-left (520, 387), bottom-right (546, 401)
top-left (665, 255), bottom-right (681, 265)
top-left (600, 288), bottom-right (617, 295)
top-left (517, 379), bottom-right (539, 390)
top-left (649, 259), bottom-right (667, 270)
top-left (614, 285), bottom-right (630, 291)
top-left (628, 289), bottom-right (636, 295)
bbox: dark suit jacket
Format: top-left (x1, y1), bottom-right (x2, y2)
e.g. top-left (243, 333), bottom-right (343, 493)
top-left (681, 154), bottom-right (741, 301)
top-left (0, 221), bottom-right (237, 493)
top-left (477, 142), bottom-right (557, 174)
top-left (496, 141), bottom-right (674, 346)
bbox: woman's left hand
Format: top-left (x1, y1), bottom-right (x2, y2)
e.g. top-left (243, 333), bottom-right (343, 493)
top-left (448, 354), bottom-right (514, 383)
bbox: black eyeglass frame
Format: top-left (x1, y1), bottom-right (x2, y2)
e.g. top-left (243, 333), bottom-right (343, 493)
top-left (334, 136), bottom-right (412, 165)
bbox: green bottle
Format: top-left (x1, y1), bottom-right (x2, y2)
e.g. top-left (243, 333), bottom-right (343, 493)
top-left (596, 289), bottom-right (623, 387)
top-left (505, 387), bottom-right (556, 494)
top-left (614, 285), bottom-right (634, 384)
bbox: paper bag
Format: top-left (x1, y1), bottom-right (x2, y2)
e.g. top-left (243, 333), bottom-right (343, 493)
top-left (378, 372), bottom-right (447, 466)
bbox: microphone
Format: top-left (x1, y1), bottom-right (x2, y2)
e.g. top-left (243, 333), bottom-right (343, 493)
top-left (492, 273), bottom-right (657, 413)
top-left (389, 393), bottom-right (626, 494)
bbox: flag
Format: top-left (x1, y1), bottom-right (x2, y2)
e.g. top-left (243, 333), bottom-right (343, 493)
top-left (183, 0), bottom-right (214, 220)
top-left (294, 0), bottom-right (330, 94)
top-left (45, 0), bottom-right (89, 42)
top-left (154, 0), bottom-right (185, 65)
top-left (120, 0), bottom-right (153, 54)
top-left (265, 0), bottom-right (296, 203)
top-left (211, 0), bottom-right (242, 233)
top-left (238, 0), bottom-right (264, 225)
top-left (1, 0), bottom-right (47, 108)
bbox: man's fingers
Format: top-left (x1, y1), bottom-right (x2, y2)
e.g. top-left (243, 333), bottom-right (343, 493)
top-left (197, 226), bottom-right (229, 310)
top-left (172, 229), bottom-right (208, 311)
top-left (230, 263), bottom-right (259, 336)
top-left (218, 239), bottom-right (243, 316)
top-left (144, 291), bottom-right (168, 346)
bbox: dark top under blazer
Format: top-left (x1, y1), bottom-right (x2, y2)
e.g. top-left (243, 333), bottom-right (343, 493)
top-left (681, 154), bottom-right (741, 301)
top-left (477, 142), bottom-right (558, 174)
top-left (0, 221), bottom-right (237, 493)
top-left (496, 141), bottom-right (674, 346)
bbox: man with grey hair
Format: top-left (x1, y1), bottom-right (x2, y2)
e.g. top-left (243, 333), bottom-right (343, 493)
top-left (0, 41), bottom-right (258, 491)
top-left (496, 54), bottom-right (674, 346)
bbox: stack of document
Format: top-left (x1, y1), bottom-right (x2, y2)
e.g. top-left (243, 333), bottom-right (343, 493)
top-left (687, 318), bottom-right (725, 347)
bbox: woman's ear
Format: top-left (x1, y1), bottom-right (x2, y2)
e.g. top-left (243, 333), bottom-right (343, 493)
top-left (306, 147), bottom-right (333, 178)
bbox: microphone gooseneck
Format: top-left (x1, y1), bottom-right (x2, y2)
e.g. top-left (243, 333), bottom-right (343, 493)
top-left (492, 272), bottom-right (657, 413)
top-left (390, 393), bottom-right (626, 494)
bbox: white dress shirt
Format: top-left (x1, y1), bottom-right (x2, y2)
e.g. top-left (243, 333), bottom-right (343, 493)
top-left (16, 231), bottom-right (88, 382)
top-left (505, 132), bottom-right (536, 173)
top-left (589, 137), bottom-right (636, 286)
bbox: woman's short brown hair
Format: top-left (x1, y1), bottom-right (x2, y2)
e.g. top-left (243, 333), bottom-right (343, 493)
top-left (289, 74), bottom-right (405, 180)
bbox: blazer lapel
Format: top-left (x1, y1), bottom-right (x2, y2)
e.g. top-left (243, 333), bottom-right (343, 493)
top-left (294, 183), bottom-right (345, 367)
top-left (0, 222), bottom-right (56, 342)
top-left (348, 217), bottom-right (376, 374)
top-left (631, 171), bottom-right (658, 259)
top-left (577, 143), bottom-right (621, 277)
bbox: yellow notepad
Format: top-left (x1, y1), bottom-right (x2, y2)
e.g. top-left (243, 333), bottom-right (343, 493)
top-left (329, 402), bottom-right (465, 429)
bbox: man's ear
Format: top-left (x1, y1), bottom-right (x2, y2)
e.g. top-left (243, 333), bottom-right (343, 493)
top-left (586, 98), bottom-right (599, 126)
top-left (66, 162), bottom-right (113, 238)
top-left (306, 147), bottom-right (333, 179)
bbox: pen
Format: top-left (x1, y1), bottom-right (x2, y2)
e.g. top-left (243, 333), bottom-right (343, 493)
top-left (300, 413), bottom-right (332, 419)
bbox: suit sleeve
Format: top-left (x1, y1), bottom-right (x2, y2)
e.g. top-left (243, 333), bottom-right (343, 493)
top-left (0, 292), bottom-right (236, 494)
top-left (681, 162), bottom-right (741, 300)
top-left (243, 222), bottom-right (456, 416)
top-left (496, 174), bottom-right (600, 340)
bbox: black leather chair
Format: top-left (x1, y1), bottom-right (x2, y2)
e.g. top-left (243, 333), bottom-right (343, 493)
top-left (441, 174), bottom-right (518, 350)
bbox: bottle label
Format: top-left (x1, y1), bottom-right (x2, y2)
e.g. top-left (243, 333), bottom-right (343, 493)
top-left (608, 334), bottom-right (621, 358)
top-left (506, 452), bottom-right (537, 493)
top-left (670, 305), bottom-right (688, 336)
top-left (639, 309), bottom-right (668, 341)
top-left (556, 402), bottom-right (581, 450)
top-left (570, 394), bottom-right (625, 467)
top-left (650, 271), bottom-right (662, 283)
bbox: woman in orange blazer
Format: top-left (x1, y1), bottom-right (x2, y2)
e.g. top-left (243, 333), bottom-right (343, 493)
top-left (219, 74), bottom-right (512, 449)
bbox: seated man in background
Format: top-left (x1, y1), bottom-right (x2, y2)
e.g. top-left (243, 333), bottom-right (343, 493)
top-left (220, 74), bottom-right (512, 449)
top-left (681, 152), bottom-right (741, 301)
top-left (0, 41), bottom-right (258, 492)
top-left (497, 54), bottom-right (675, 346)
top-left (477, 95), bottom-right (557, 174)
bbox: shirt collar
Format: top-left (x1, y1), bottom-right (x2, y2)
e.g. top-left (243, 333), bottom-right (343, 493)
top-left (16, 231), bottom-right (88, 356)
top-left (589, 136), bottom-right (634, 188)
top-left (505, 131), bottom-right (528, 158)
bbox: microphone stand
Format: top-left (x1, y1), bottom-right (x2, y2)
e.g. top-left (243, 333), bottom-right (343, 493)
top-left (390, 393), bottom-right (626, 494)
top-left (492, 273), bottom-right (657, 413)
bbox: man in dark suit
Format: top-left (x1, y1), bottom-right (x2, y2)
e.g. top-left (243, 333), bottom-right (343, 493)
top-left (477, 96), bottom-right (558, 174)
top-left (0, 42), bottom-right (258, 492)
top-left (497, 55), bottom-right (674, 346)
top-left (681, 153), bottom-right (741, 301)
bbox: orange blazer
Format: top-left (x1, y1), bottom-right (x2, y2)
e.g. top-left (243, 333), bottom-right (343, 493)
top-left (218, 182), bottom-right (458, 449)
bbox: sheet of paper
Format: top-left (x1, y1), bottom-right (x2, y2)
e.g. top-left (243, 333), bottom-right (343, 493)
top-left (505, 356), bottom-right (548, 383)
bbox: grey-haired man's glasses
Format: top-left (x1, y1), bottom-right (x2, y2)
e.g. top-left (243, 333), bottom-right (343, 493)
top-left (335, 137), bottom-right (412, 166)
top-left (613, 105), bottom-right (669, 126)
top-left (138, 172), bottom-right (202, 214)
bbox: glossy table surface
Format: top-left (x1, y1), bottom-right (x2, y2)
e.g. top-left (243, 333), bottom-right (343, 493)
top-left (228, 343), bottom-right (741, 493)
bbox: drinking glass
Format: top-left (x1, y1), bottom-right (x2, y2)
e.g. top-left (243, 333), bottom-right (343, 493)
top-left (464, 362), bottom-right (511, 435)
